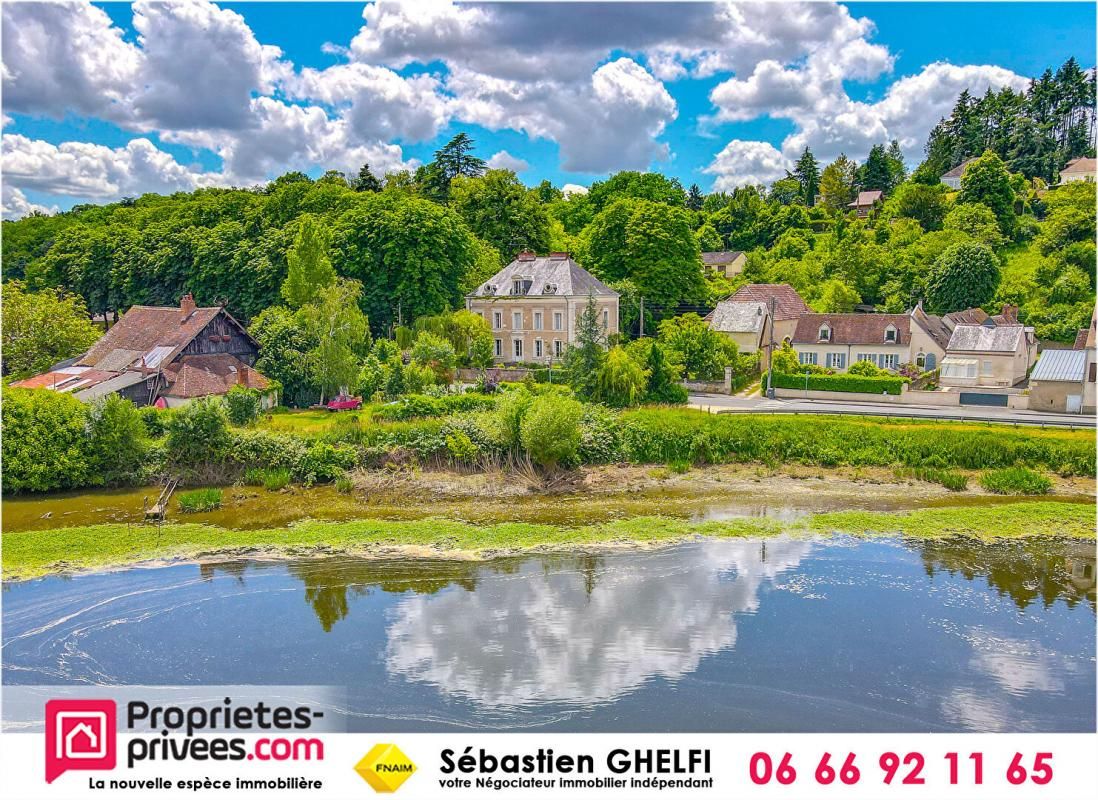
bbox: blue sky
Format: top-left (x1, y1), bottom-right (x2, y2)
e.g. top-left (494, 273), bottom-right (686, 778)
top-left (2, 2), bottom-right (1094, 217)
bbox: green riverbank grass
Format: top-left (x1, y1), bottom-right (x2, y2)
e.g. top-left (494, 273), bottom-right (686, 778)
top-left (3, 501), bottom-right (1092, 581)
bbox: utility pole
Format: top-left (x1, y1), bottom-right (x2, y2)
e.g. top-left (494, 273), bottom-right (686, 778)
top-left (765, 295), bottom-right (776, 399)
top-left (638, 296), bottom-right (645, 338)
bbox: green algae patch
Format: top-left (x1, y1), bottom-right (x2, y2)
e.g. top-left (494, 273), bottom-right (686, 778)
top-left (811, 501), bottom-right (1094, 540)
top-left (3, 502), bottom-right (1092, 580)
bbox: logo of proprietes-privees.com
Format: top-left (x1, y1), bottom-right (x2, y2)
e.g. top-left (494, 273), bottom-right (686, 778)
top-left (45, 699), bottom-right (118, 783)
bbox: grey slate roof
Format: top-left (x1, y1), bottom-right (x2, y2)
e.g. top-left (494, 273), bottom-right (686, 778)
top-left (709, 300), bottom-right (767, 334)
top-left (468, 254), bottom-right (618, 298)
top-left (946, 324), bottom-right (1024, 353)
top-left (1031, 349), bottom-right (1087, 383)
top-left (701, 250), bottom-right (744, 266)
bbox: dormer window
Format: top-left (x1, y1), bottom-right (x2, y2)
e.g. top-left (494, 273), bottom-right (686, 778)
top-left (818, 324), bottom-right (831, 342)
top-left (484, 284), bottom-right (497, 295)
top-left (884, 325), bottom-right (897, 343)
top-left (511, 278), bottom-right (532, 296)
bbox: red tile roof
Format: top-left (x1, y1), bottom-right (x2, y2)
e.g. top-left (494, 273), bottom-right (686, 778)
top-left (161, 354), bottom-right (270, 399)
top-left (9, 367), bottom-right (118, 392)
top-left (726, 284), bottom-right (810, 321)
top-left (792, 313), bottom-right (911, 345)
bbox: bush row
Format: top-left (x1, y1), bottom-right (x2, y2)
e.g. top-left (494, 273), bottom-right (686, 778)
top-left (763, 370), bottom-right (909, 396)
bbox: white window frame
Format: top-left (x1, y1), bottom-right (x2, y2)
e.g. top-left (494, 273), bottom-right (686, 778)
top-left (554, 339), bottom-right (564, 357)
top-left (818, 325), bottom-right (831, 342)
top-left (553, 311), bottom-right (563, 331)
top-left (602, 308), bottom-right (609, 330)
top-left (493, 311), bottom-right (502, 331)
top-left (880, 353), bottom-right (897, 370)
top-left (884, 325), bottom-right (897, 343)
top-left (981, 359), bottom-right (994, 377)
top-left (533, 311), bottom-right (543, 331)
top-left (916, 352), bottom-right (926, 369)
top-left (798, 351), bottom-right (818, 366)
top-left (534, 339), bottom-right (543, 358)
top-left (826, 352), bottom-right (846, 369)
top-left (512, 311), bottom-right (523, 330)
top-left (494, 338), bottom-right (502, 358)
top-left (513, 339), bottom-right (523, 359)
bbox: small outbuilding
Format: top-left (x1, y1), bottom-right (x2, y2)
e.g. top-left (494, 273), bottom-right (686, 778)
top-left (1029, 349), bottom-right (1089, 413)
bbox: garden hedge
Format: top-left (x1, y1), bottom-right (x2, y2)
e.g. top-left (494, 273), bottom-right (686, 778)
top-left (763, 370), bottom-right (908, 395)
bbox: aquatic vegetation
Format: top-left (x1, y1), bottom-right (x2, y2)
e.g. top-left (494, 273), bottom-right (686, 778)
top-left (980, 466), bottom-right (1053, 495)
top-left (177, 488), bottom-right (223, 513)
top-left (4, 501), bottom-right (1091, 580)
top-left (895, 466), bottom-right (969, 491)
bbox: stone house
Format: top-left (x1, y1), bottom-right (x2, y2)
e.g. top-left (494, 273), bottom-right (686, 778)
top-left (708, 301), bottom-right (769, 355)
top-left (847, 190), bottom-right (883, 218)
top-left (707, 284), bottom-right (810, 360)
top-left (465, 252), bottom-right (618, 364)
top-left (939, 323), bottom-right (1036, 388)
top-left (700, 250), bottom-right (747, 278)
top-left (11, 294), bottom-right (274, 407)
top-left (789, 308), bottom-right (947, 372)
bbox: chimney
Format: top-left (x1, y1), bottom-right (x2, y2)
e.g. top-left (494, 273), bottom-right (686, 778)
top-left (1001, 304), bottom-right (1018, 322)
top-left (237, 365), bottom-right (248, 386)
top-left (549, 251), bottom-right (569, 260)
top-left (516, 250), bottom-right (536, 261)
top-left (180, 293), bottom-right (196, 322)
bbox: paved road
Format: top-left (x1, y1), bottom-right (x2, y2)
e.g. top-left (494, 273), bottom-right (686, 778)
top-left (688, 392), bottom-right (1097, 429)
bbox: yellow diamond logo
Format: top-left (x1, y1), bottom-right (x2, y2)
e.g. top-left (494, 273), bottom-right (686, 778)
top-left (355, 744), bottom-right (416, 793)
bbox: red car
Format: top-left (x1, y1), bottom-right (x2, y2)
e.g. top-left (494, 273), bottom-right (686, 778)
top-left (326, 394), bottom-right (362, 411)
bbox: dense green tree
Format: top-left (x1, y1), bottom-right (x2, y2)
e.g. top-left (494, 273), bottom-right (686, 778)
top-left (657, 313), bottom-right (738, 381)
top-left (450, 170), bottom-right (551, 261)
top-left (819, 154), bottom-right (858, 212)
top-left (1, 388), bottom-right (92, 492)
top-left (581, 198), bottom-right (705, 305)
top-left (925, 242), bottom-right (1001, 313)
top-left (167, 396), bottom-right (231, 469)
top-left (792, 147), bottom-right (821, 206)
top-left (686, 183), bottom-right (705, 211)
top-left (85, 395), bottom-right (148, 484)
top-left (594, 346), bottom-right (647, 407)
top-left (1, 280), bottom-right (100, 379)
top-left (959, 150), bottom-right (1017, 236)
top-left (330, 194), bottom-right (476, 332)
top-left (944, 203), bottom-right (1007, 248)
top-left (768, 176), bottom-right (803, 206)
top-left (421, 132), bottom-right (486, 201)
top-left (281, 214), bottom-right (336, 308)
top-left (353, 163), bottom-right (383, 193)
top-left (564, 296), bottom-right (607, 399)
top-left (249, 306), bottom-right (318, 407)
top-left (299, 278), bottom-right (371, 403)
top-left (813, 278), bottom-right (862, 313)
top-left (519, 394), bottom-right (583, 470)
top-left (858, 144), bottom-right (895, 192)
top-left (883, 182), bottom-right (949, 231)
top-left (586, 171), bottom-right (686, 213)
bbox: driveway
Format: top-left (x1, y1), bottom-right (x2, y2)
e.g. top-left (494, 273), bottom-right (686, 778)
top-left (688, 392), bottom-right (1097, 429)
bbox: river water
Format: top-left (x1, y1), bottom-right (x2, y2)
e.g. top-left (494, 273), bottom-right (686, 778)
top-left (3, 535), bottom-right (1093, 732)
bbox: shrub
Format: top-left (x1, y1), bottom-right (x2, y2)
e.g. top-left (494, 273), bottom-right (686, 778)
top-left (519, 394), bottom-right (584, 469)
top-left (495, 387), bottom-right (535, 449)
top-left (848, 359), bottom-right (884, 377)
top-left (1, 388), bottom-right (91, 492)
top-left (138, 405), bottom-right (172, 437)
top-left (85, 395), bottom-right (148, 485)
top-left (356, 355), bottom-right (388, 400)
top-left (262, 468), bottom-right (291, 491)
top-left (167, 397), bottom-right (231, 468)
top-left (578, 404), bottom-right (623, 464)
top-left (374, 393), bottom-right (497, 421)
top-left (980, 467), bottom-right (1052, 495)
top-left (225, 385), bottom-right (263, 427)
top-left (231, 429), bottom-right (308, 472)
top-left (177, 488), bottom-right (223, 513)
top-left (595, 346), bottom-right (647, 407)
top-left (294, 441), bottom-right (357, 485)
top-left (410, 332), bottom-right (457, 383)
top-left (763, 370), bottom-right (908, 395)
top-left (445, 429), bottom-right (480, 463)
top-left (403, 362), bottom-right (437, 395)
top-left (335, 475), bottom-right (354, 494)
